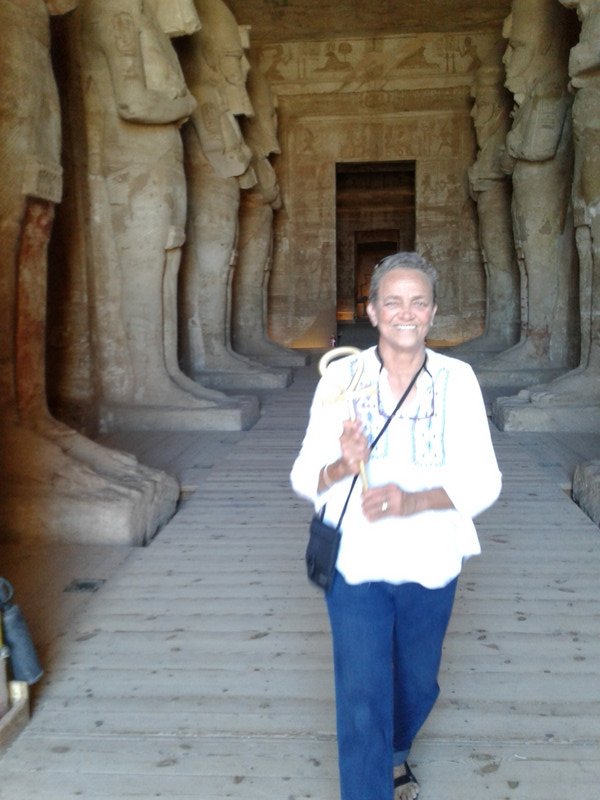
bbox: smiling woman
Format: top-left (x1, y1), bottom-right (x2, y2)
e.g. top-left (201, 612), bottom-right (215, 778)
top-left (366, 253), bottom-right (438, 387)
top-left (290, 250), bottom-right (502, 800)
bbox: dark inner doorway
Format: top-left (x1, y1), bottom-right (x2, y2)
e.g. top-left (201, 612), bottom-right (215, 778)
top-left (335, 161), bottom-right (416, 321)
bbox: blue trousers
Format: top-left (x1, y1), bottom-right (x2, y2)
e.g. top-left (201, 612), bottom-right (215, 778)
top-left (326, 572), bottom-right (458, 800)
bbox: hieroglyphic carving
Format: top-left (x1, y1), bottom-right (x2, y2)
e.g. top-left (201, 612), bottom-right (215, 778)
top-left (273, 108), bottom-right (481, 346)
top-left (257, 32), bottom-right (498, 92)
top-left (277, 87), bottom-right (471, 126)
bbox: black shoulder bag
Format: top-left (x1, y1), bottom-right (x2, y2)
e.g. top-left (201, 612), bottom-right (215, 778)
top-left (305, 356), bottom-right (426, 592)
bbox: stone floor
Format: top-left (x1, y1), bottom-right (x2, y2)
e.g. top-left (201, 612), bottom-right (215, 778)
top-left (1, 352), bottom-right (600, 799)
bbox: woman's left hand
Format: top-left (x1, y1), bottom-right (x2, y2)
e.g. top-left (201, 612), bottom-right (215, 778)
top-left (361, 483), bottom-right (413, 521)
top-left (362, 483), bottom-right (453, 521)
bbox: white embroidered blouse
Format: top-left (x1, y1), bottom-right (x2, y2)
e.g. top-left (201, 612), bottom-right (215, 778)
top-left (290, 347), bottom-right (502, 589)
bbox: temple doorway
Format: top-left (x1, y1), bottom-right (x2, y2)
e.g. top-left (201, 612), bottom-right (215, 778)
top-left (335, 160), bottom-right (416, 322)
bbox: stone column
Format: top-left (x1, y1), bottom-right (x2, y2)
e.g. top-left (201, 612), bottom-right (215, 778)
top-left (451, 40), bottom-right (520, 362)
top-left (232, 63), bottom-right (307, 368)
top-left (0, 0), bottom-right (180, 546)
top-left (74, 0), bottom-right (257, 431)
top-left (177, 0), bottom-right (291, 391)
top-left (479, 0), bottom-right (578, 392)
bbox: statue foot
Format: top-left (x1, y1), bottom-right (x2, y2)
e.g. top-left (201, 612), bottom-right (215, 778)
top-left (449, 332), bottom-right (517, 363)
top-left (168, 366), bottom-right (229, 402)
top-left (0, 423), bottom-right (178, 545)
top-left (234, 336), bottom-right (309, 367)
top-left (484, 338), bottom-right (555, 371)
top-left (132, 380), bottom-right (224, 410)
top-left (527, 366), bottom-right (600, 406)
top-left (31, 414), bottom-right (145, 476)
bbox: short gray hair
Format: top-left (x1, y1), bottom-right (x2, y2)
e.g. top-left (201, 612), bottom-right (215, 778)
top-left (369, 252), bottom-right (438, 303)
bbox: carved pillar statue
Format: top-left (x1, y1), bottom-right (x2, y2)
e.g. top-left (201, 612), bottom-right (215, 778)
top-left (177, 0), bottom-right (291, 391)
top-left (480, 0), bottom-right (578, 390)
top-left (232, 62), bottom-right (307, 368)
top-left (0, 0), bottom-right (180, 545)
top-left (74, 0), bottom-right (257, 430)
top-left (562, 0), bottom-right (600, 522)
top-left (452, 40), bottom-right (520, 361)
top-left (527, 0), bottom-right (600, 403)
top-left (492, 0), bottom-right (600, 431)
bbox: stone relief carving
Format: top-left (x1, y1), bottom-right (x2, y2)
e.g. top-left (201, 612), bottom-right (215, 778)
top-left (452, 40), bottom-right (520, 359)
top-left (480, 0), bottom-right (578, 390)
top-left (261, 43), bottom-right (294, 83)
top-left (232, 63), bottom-right (307, 367)
top-left (257, 32), bottom-right (496, 93)
top-left (0, 0), bottom-right (179, 545)
top-left (177, 0), bottom-right (290, 390)
top-left (279, 108), bottom-right (478, 347)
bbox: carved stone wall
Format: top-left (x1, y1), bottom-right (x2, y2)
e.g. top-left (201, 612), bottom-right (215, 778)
top-left (257, 31), bottom-right (499, 347)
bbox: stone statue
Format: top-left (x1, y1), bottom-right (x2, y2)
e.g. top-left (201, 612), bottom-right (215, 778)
top-left (451, 40), bottom-right (520, 361)
top-left (562, 0), bottom-right (600, 522)
top-left (177, 0), bottom-right (291, 391)
top-left (232, 62), bottom-right (307, 368)
top-left (0, 0), bottom-right (180, 545)
top-left (480, 0), bottom-right (578, 390)
top-left (494, 0), bottom-right (600, 436)
top-left (74, 0), bottom-right (257, 429)
top-left (529, 0), bottom-right (600, 406)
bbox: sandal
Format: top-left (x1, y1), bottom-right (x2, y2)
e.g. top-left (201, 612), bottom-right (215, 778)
top-left (393, 761), bottom-right (420, 800)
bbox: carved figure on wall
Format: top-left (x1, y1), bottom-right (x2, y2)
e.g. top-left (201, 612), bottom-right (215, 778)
top-left (481, 0), bottom-right (578, 387)
top-left (177, 0), bottom-right (290, 390)
top-left (316, 42), bottom-right (352, 72)
top-left (76, 0), bottom-right (256, 429)
top-left (232, 63), bottom-right (307, 368)
top-left (459, 36), bottom-right (482, 73)
top-left (0, 0), bottom-right (180, 545)
top-left (453, 41), bottom-right (520, 359)
top-left (261, 44), bottom-right (292, 83)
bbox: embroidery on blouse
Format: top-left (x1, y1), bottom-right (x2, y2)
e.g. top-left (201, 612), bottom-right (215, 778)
top-left (354, 362), bottom-right (449, 466)
top-left (411, 366), bottom-right (448, 466)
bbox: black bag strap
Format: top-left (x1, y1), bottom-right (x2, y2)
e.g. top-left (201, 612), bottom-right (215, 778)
top-left (369, 354), bottom-right (427, 452)
top-left (323, 354), bottom-right (427, 531)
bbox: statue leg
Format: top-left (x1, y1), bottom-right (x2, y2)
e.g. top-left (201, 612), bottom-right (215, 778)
top-left (0, 197), bottom-right (179, 544)
top-left (483, 158), bottom-right (577, 374)
top-left (233, 194), bottom-right (307, 367)
top-left (450, 183), bottom-right (520, 362)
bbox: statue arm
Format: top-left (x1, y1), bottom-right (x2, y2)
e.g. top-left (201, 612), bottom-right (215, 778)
top-left (508, 88), bottom-right (570, 161)
top-left (97, 11), bottom-right (196, 125)
top-left (188, 88), bottom-right (252, 177)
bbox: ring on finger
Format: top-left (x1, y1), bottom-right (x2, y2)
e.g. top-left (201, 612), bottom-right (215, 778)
top-left (381, 500), bottom-right (388, 513)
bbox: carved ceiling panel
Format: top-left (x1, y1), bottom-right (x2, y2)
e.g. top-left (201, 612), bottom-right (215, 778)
top-left (226, 0), bottom-right (513, 44)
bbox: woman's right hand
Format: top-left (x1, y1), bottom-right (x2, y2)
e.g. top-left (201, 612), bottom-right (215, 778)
top-left (339, 419), bottom-right (370, 476)
top-left (318, 420), bottom-right (369, 492)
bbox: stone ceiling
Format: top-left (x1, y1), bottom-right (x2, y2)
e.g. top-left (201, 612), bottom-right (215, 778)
top-left (226, 0), bottom-right (513, 44)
